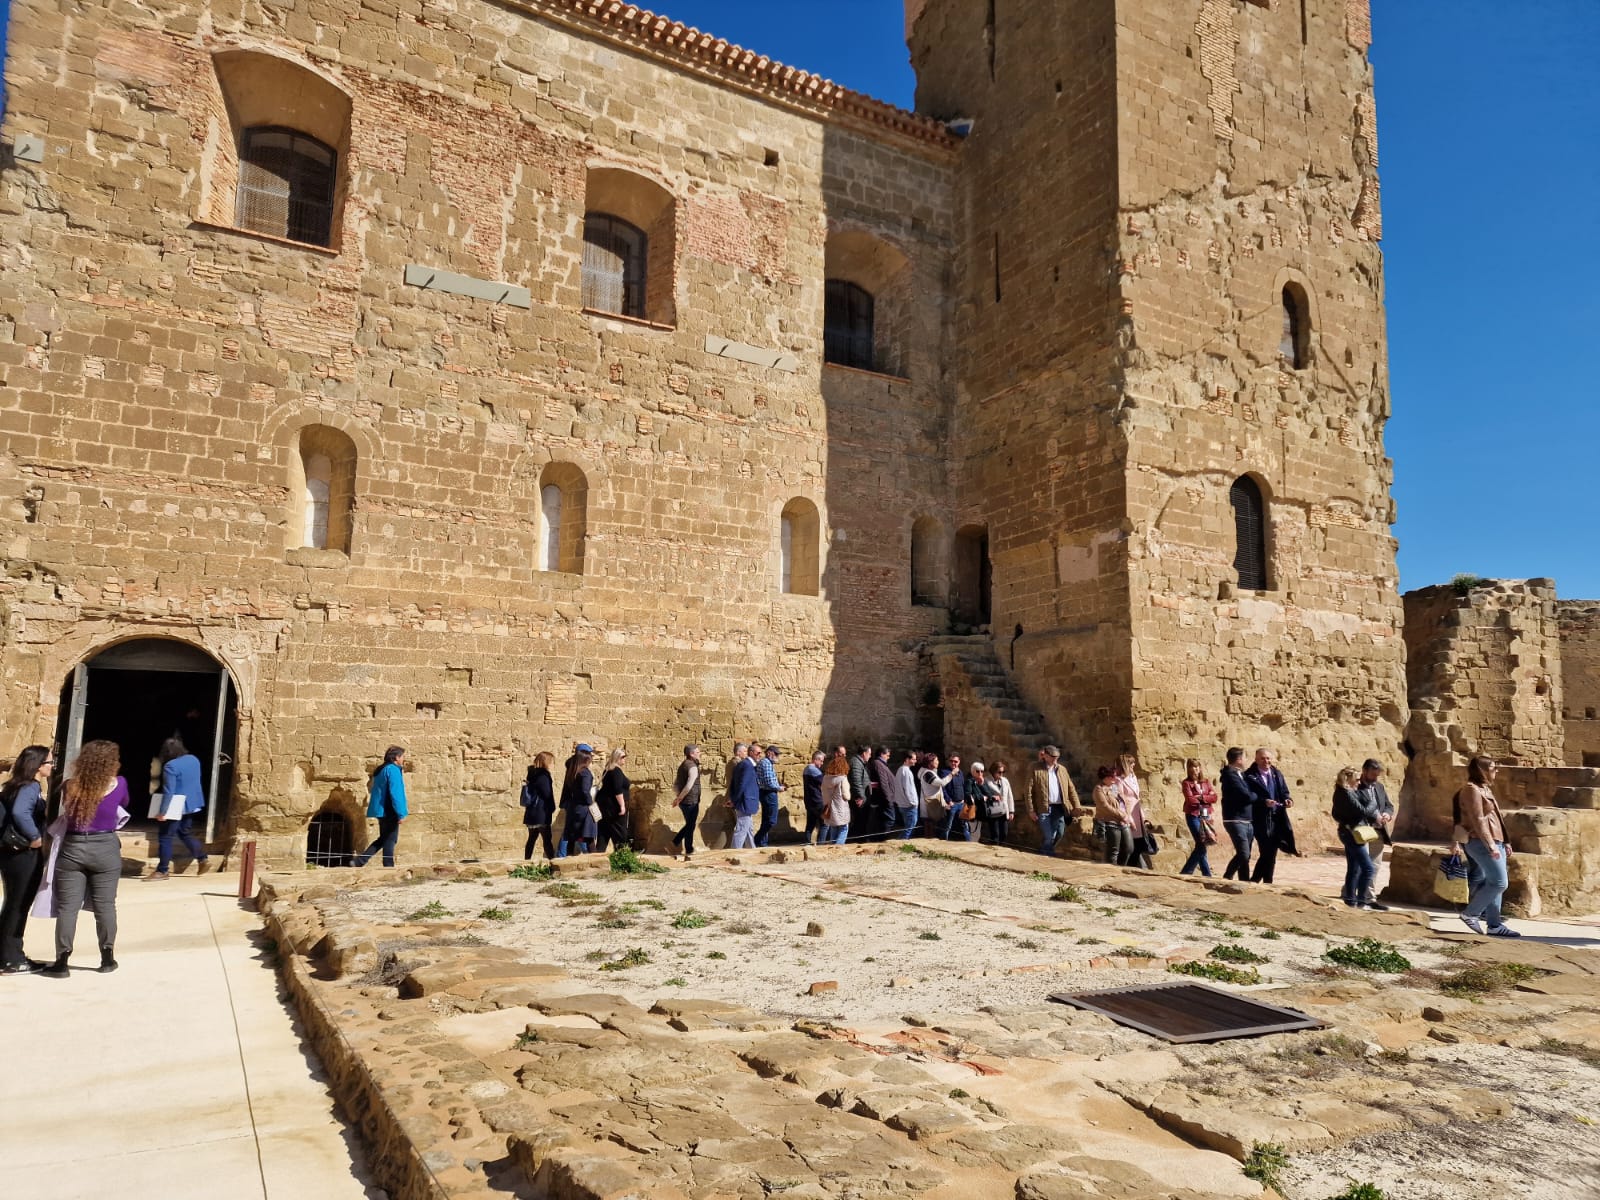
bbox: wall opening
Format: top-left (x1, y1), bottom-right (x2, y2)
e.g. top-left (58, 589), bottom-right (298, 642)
top-left (537, 463), bottom-right (587, 574)
top-left (582, 167), bottom-right (676, 325)
top-left (288, 425), bottom-right (357, 554)
top-left (823, 230), bottom-right (913, 377)
top-left (1281, 282), bottom-right (1311, 369)
top-left (952, 525), bottom-right (992, 626)
top-left (305, 808), bottom-right (353, 867)
top-left (911, 515), bottom-right (946, 607)
top-left (54, 638), bottom-right (239, 845)
top-left (1230, 475), bottom-right (1269, 592)
top-left (780, 497), bottom-right (821, 596)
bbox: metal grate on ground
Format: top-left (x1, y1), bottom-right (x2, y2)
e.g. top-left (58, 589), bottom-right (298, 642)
top-left (1048, 981), bottom-right (1323, 1043)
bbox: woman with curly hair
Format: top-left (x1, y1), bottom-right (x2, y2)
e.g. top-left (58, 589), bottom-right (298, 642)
top-left (43, 739), bottom-right (128, 976)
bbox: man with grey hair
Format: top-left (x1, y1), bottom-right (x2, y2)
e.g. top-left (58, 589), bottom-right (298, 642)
top-left (726, 742), bottom-right (759, 849)
top-left (670, 744), bottom-right (702, 859)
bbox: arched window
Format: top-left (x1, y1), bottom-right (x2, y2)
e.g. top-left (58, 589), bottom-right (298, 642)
top-left (289, 426), bottom-right (357, 555)
top-left (538, 484), bottom-right (563, 573)
top-left (305, 808), bottom-right (352, 868)
top-left (780, 498), bottom-right (821, 597)
top-left (581, 168), bottom-right (676, 325)
top-left (910, 516), bottom-right (945, 607)
top-left (538, 464), bottom-right (587, 575)
top-left (824, 280), bottom-right (875, 371)
top-left (237, 126), bottom-right (338, 246)
top-left (583, 214), bottom-right (647, 319)
top-left (1230, 476), bottom-right (1268, 592)
top-left (1281, 283), bottom-right (1310, 370)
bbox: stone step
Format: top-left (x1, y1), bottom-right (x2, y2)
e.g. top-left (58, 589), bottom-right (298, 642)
top-left (1552, 787), bottom-right (1600, 810)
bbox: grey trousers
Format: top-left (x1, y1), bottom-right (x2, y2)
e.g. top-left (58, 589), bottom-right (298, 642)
top-left (54, 832), bottom-right (121, 960)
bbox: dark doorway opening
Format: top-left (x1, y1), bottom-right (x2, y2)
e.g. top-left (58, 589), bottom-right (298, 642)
top-left (953, 525), bottom-right (992, 626)
top-left (306, 809), bottom-right (352, 868)
top-left (54, 639), bottom-right (238, 842)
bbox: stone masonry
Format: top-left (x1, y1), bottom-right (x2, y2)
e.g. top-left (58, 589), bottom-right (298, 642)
top-left (2, 0), bottom-right (1406, 866)
top-left (1561, 600), bottom-right (1600, 768)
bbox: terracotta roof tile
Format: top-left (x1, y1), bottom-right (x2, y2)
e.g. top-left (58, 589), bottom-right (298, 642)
top-left (511, 0), bottom-right (956, 150)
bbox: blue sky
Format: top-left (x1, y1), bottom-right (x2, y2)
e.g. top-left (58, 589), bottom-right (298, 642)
top-left (2, 1), bottom-right (1593, 595)
top-left (613, 0), bottom-right (1599, 600)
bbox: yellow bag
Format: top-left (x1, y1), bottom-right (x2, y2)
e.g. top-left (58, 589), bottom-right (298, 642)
top-left (1350, 824), bottom-right (1381, 845)
top-left (1436, 873), bottom-right (1470, 905)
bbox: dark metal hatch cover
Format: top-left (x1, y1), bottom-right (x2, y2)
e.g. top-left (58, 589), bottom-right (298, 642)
top-left (1048, 982), bottom-right (1324, 1044)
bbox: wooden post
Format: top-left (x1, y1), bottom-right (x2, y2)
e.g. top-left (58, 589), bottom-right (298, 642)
top-left (237, 839), bottom-right (257, 900)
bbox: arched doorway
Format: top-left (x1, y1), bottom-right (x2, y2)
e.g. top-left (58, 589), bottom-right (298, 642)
top-left (952, 525), bottom-right (992, 626)
top-left (54, 638), bottom-right (239, 845)
top-left (305, 809), bottom-right (353, 868)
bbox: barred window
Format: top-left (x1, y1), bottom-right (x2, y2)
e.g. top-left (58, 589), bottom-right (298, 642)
top-left (824, 279), bottom-right (875, 371)
top-left (1230, 476), bottom-right (1268, 592)
top-left (582, 213), bottom-right (648, 319)
top-left (237, 126), bottom-right (337, 247)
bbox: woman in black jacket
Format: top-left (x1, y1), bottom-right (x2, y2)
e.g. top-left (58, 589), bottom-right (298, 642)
top-left (520, 752), bottom-right (556, 860)
top-left (594, 748), bottom-right (631, 854)
top-left (1333, 766), bottom-right (1381, 908)
top-left (559, 749), bottom-right (596, 856)
top-left (1, 745), bottom-right (53, 974)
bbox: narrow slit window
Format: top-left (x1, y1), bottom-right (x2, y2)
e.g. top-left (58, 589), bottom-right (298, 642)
top-left (824, 280), bottom-right (875, 371)
top-left (1230, 476), bottom-right (1268, 592)
top-left (237, 126), bottom-right (337, 247)
top-left (1281, 284), bottom-right (1310, 369)
top-left (582, 213), bottom-right (648, 318)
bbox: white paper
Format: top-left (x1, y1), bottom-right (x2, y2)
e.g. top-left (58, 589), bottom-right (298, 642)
top-left (148, 793), bottom-right (185, 820)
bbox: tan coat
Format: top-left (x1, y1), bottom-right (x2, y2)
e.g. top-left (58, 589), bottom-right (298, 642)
top-left (1454, 783), bottom-right (1506, 846)
top-left (1029, 764), bottom-right (1081, 816)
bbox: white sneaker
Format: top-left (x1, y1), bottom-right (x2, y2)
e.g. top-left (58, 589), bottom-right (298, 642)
top-left (1459, 914), bottom-right (1485, 935)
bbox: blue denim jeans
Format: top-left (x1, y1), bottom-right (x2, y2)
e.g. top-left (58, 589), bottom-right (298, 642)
top-left (885, 805), bottom-right (917, 839)
top-left (1222, 820), bottom-right (1254, 879)
top-left (755, 794), bottom-right (779, 846)
top-left (1338, 825), bottom-right (1376, 904)
top-left (1463, 838), bottom-right (1509, 926)
top-left (941, 805), bottom-right (972, 841)
top-left (1039, 806), bottom-right (1067, 856)
top-left (1180, 815), bottom-right (1212, 876)
top-left (823, 823), bottom-right (849, 846)
top-left (157, 811), bottom-right (208, 873)
top-left (354, 814), bottom-right (401, 867)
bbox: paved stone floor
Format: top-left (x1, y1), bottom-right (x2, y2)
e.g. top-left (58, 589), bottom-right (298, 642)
top-left (4, 871), bottom-right (379, 1200)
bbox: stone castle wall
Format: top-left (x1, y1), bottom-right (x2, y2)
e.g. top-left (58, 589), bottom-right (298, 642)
top-left (0, 0), bottom-right (958, 864)
top-left (1560, 600), bottom-right (1600, 767)
top-left (909, 0), bottom-right (1406, 842)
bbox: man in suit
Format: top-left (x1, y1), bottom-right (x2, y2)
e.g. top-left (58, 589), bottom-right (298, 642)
top-left (726, 742), bottom-right (760, 849)
top-left (1029, 745), bottom-right (1084, 857)
top-left (1219, 746), bottom-right (1255, 880)
top-left (1244, 747), bottom-right (1292, 883)
top-left (848, 745), bottom-right (874, 840)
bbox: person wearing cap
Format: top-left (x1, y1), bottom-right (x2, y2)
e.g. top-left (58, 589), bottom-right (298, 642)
top-left (670, 745), bottom-right (702, 859)
top-left (754, 744), bottom-right (786, 847)
top-left (557, 743), bottom-right (596, 856)
top-left (727, 742), bottom-right (759, 849)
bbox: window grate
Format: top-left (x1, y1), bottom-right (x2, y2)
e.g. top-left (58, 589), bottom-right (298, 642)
top-left (1050, 982), bottom-right (1322, 1043)
top-left (583, 213), bottom-right (648, 318)
top-left (305, 809), bottom-right (352, 868)
top-left (1230, 476), bottom-right (1267, 591)
top-left (237, 126), bottom-right (337, 247)
top-left (824, 279), bottom-right (875, 371)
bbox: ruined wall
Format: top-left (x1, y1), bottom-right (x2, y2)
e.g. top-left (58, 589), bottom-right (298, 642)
top-left (0, 0), bottom-right (957, 865)
top-left (1115, 0), bottom-right (1406, 832)
top-left (1560, 600), bottom-right (1600, 767)
top-left (1401, 580), bottom-right (1565, 837)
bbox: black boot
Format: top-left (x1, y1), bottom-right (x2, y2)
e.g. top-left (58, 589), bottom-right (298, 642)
top-left (41, 956), bottom-right (69, 977)
top-left (99, 949), bottom-right (119, 973)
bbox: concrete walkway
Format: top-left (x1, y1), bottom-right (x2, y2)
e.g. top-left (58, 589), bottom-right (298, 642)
top-left (4, 871), bottom-right (380, 1200)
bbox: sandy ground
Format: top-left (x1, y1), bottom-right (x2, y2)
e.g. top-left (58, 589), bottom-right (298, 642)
top-left (342, 850), bottom-right (1453, 1024)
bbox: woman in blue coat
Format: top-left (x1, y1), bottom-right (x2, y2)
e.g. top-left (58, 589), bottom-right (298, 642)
top-left (150, 737), bottom-right (210, 881)
top-left (354, 746), bottom-right (408, 867)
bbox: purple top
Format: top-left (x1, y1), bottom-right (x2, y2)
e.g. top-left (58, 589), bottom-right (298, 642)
top-left (69, 776), bottom-right (128, 833)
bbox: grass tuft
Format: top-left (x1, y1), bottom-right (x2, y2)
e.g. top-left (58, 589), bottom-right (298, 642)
top-left (608, 846), bottom-right (666, 876)
top-left (1169, 960), bottom-right (1261, 986)
top-left (670, 908), bottom-right (715, 929)
top-left (1323, 938), bottom-right (1411, 973)
top-left (478, 906), bottom-right (513, 921)
top-left (508, 862), bottom-right (554, 881)
top-left (1209, 943), bottom-right (1268, 965)
top-left (405, 900), bottom-right (448, 921)
top-left (1050, 884), bottom-right (1083, 903)
top-left (600, 947), bottom-right (652, 971)
top-left (1241, 1142), bottom-right (1289, 1190)
top-left (1438, 961), bottom-right (1544, 997)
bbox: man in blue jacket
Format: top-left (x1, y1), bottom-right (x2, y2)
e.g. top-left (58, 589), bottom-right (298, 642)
top-left (149, 735), bottom-right (211, 880)
top-left (727, 742), bottom-right (759, 849)
top-left (354, 746), bottom-right (408, 867)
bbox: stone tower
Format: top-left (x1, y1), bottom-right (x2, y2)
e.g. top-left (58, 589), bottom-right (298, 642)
top-left (908, 0), bottom-right (1407, 810)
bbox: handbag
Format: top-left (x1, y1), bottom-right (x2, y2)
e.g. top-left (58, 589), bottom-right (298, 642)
top-left (1, 818), bottom-right (32, 852)
top-left (1138, 831), bottom-right (1160, 856)
top-left (1436, 853), bottom-right (1470, 905)
top-left (1350, 824), bottom-right (1381, 846)
top-left (587, 800), bottom-right (602, 824)
top-left (959, 802), bottom-right (977, 822)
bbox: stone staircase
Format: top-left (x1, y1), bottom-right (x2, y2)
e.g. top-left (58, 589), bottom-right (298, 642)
top-left (921, 632), bottom-right (1079, 773)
